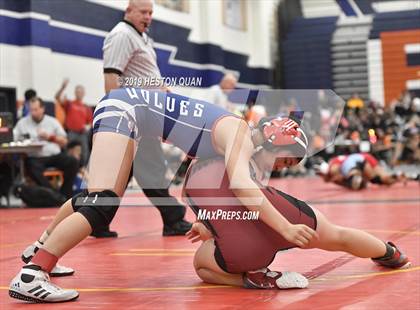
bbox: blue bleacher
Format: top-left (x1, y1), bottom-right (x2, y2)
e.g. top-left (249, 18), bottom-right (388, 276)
top-left (369, 10), bottom-right (420, 39)
top-left (282, 17), bottom-right (337, 89)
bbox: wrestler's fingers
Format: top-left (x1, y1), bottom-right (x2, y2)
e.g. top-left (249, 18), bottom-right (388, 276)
top-left (294, 239), bottom-right (305, 248)
top-left (304, 226), bottom-right (319, 239)
top-left (191, 236), bottom-right (202, 243)
top-left (188, 234), bottom-right (199, 242)
top-left (186, 231), bottom-right (198, 239)
top-left (299, 229), bottom-right (314, 241)
top-left (297, 235), bottom-right (310, 246)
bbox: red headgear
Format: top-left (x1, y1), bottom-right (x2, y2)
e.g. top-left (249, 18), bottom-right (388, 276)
top-left (259, 117), bottom-right (308, 157)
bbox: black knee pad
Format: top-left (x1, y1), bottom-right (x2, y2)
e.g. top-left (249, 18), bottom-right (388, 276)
top-left (74, 190), bottom-right (120, 230)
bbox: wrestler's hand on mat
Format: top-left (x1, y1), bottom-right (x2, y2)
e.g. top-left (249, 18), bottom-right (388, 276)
top-left (186, 223), bottom-right (212, 243)
top-left (282, 224), bottom-right (319, 248)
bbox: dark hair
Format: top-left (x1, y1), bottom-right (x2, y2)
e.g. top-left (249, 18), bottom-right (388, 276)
top-left (24, 89), bottom-right (37, 101)
top-left (345, 174), bottom-right (366, 190)
top-left (29, 97), bottom-right (45, 108)
top-left (271, 143), bottom-right (306, 159)
top-left (274, 156), bottom-right (304, 167)
top-left (67, 140), bottom-right (82, 150)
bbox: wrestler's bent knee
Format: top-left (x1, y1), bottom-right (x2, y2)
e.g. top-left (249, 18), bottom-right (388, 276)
top-left (71, 190), bottom-right (120, 230)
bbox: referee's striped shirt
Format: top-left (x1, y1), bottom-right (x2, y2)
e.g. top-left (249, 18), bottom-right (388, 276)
top-left (103, 20), bottom-right (161, 86)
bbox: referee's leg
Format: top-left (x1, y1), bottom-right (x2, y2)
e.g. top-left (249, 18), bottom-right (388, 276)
top-left (134, 137), bottom-right (192, 235)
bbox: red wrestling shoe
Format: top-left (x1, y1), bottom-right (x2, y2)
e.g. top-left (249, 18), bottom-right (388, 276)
top-left (243, 268), bottom-right (308, 289)
top-left (372, 242), bottom-right (411, 269)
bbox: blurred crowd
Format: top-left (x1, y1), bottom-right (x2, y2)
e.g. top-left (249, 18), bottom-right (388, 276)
top-left (335, 91), bottom-right (420, 166)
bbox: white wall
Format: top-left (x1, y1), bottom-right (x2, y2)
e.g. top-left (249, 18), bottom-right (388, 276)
top-left (300, 0), bottom-right (341, 18)
top-left (1, 0), bottom-right (277, 103)
top-left (0, 44), bottom-right (104, 104)
top-left (367, 39), bottom-right (385, 105)
top-left (372, 0), bottom-right (420, 13)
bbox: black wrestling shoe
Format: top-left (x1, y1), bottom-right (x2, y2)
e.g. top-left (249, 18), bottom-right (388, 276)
top-left (163, 219), bottom-right (192, 236)
top-left (90, 226), bottom-right (118, 238)
top-left (372, 242), bottom-right (411, 269)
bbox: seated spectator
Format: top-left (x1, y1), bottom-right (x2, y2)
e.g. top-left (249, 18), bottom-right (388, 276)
top-left (66, 140), bottom-right (88, 195)
top-left (13, 97), bottom-right (78, 199)
top-left (391, 114), bottom-right (420, 165)
top-left (55, 78), bottom-right (92, 165)
top-left (67, 140), bottom-right (82, 164)
top-left (0, 161), bottom-right (12, 205)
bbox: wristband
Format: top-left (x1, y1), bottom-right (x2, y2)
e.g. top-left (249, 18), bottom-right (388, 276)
top-left (48, 135), bottom-right (57, 142)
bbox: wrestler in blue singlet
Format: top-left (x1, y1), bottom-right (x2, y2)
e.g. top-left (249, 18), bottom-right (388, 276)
top-left (341, 153), bottom-right (365, 177)
top-left (92, 87), bottom-right (236, 159)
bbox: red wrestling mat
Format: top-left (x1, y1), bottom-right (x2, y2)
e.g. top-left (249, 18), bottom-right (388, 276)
top-left (1, 178), bottom-right (419, 309)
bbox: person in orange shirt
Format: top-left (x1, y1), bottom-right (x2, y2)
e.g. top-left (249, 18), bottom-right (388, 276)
top-left (55, 79), bottom-right (93, 165)
top-left (346, 93), bottom-right (364, 109)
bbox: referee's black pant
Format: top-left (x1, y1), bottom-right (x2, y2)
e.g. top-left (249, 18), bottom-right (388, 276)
top-left (131, 137), bottom-right (187, 225)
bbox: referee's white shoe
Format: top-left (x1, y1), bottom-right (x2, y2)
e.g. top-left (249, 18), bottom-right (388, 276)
top-left (9, 265), bottom-right (79, 303)
top-left (21, 241), bottom-right (74, 277)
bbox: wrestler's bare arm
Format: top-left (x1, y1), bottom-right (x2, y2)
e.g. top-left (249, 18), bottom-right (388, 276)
top-left (213, 117), bottom-right (314, 243)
